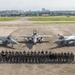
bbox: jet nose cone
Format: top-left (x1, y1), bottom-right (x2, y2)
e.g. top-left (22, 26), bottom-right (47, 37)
top-left (11, 39), bottom-right (19, 44)
top-left (14, 41), bottom-right (19, 44)
top-left (13, 41), bottom-right (19, 44)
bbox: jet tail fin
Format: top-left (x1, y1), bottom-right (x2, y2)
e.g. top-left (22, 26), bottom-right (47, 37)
top-left (58, 34), bottom-right (64, 39)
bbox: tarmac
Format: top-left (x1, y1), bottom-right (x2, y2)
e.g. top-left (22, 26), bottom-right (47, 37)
top-left (0, 17), bottom-right (75, 75)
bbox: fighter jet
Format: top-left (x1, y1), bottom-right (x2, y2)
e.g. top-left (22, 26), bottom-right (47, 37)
top-left (54, 34), bottom-right (75, 46)
top-left (20, 30), bottom-right (52, 44)
top-left (0, 35), bottom-right (19, 47)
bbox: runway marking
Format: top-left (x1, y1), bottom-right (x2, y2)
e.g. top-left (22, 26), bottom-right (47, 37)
top-left (18, 25), bottom-right (64, 36)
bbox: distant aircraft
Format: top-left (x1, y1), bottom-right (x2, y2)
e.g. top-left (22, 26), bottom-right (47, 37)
top-left (0, 35), bottom-right (19, 47)
top-left (54, 34), bottom-right (75, 46)
top-left (19, 30), bottom-right (52, 44)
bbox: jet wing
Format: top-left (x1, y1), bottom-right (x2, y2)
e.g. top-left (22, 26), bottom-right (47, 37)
top-left (38, 35), bottom-right (52, 38)
top-left (0, 37), bottom-right (6, 43)
top-left (19, 35), bottom-right (32, 38)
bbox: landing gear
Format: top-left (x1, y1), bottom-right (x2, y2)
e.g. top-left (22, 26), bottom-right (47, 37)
top-left (27, 40), bottom-right (32, 43)
top-left (12, 44), bottom-right (13, 47)
top-left (73, 43), bottom-right (75, 46)
top-left (38, 40), bottom-right (41, 43)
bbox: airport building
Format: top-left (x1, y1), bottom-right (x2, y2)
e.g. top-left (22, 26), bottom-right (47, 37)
top-left (0, 9), bottom-right (75, 16)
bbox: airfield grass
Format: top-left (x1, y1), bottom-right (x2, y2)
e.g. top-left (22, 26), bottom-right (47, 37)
top-left (0, 17), bottom-right (21, 21)
top-left (34, 21), bottom-right (75, 24)
top-left (28, 16), bottom-right (75, 21)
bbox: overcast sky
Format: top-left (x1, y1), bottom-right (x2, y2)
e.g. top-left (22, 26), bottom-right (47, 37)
top-left (0, 0), bottom-right (75, 11)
